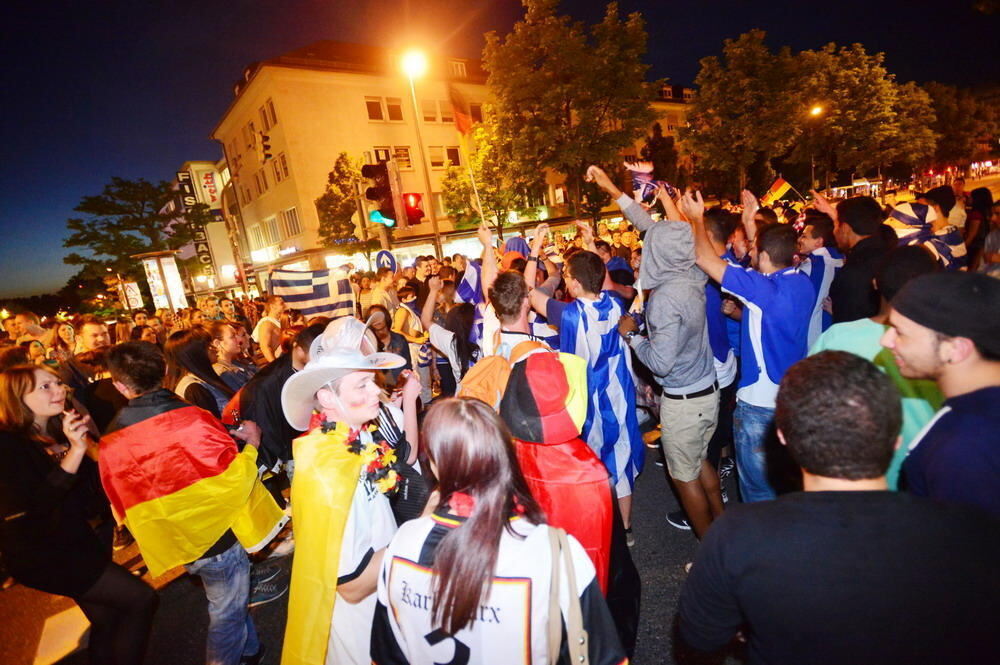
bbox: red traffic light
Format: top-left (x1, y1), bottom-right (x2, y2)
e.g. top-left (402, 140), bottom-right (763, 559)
top-left (403, 192), bottom-right (424, 225)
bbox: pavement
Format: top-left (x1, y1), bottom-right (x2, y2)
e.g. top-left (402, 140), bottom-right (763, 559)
top-left (1, 443), bottom-right (743, 665)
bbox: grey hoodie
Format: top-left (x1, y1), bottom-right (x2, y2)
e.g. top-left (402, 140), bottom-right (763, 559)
top-left (621, 200), bottom-right (716, 393)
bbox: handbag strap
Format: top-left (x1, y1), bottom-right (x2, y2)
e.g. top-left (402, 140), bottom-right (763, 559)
top-left (547, 526), bottom-right (563, 665)
top-left (547, 526), bottom-right (590, 665)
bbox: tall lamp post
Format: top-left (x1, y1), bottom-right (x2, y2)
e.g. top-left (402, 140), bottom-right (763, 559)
top-left (809, 105), bottom-right (824, 191)
top-left (401, 50), bottom-right (443, 258)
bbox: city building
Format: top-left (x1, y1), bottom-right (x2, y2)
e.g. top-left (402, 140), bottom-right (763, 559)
top-left (210, 41), bottom-right (693, 286)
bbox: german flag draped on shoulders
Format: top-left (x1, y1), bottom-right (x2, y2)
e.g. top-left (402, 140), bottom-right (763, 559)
top-left (99, 388), bottom-right (287, 577)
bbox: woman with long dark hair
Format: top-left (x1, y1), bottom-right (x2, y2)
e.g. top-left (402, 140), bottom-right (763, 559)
top-left (207, 320), bottom-right (257, 391)
top-left (164, 328), bottom-right (234, 418)
top-left (371, 398), bottom-right (627, 665)
top-left (0, 365), bottom-right (157, 664)
top-left (965, 187), bottom-right (994, 269)
top-left (420, 277), bottom-right (480, 397)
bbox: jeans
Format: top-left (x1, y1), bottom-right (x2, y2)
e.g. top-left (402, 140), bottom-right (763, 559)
top-left (186, 541), bottom-right (259, 665)
top-left (734, 400), bottom-right (777, 502)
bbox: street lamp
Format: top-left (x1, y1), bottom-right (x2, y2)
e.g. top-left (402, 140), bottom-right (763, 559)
top-left (808, 105), bottom-right (825, 190)
top-left (401, 49), bottom-right (442, 258)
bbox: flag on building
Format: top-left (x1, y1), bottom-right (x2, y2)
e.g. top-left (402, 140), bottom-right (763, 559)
top-left (270, 268), bottom-right (355, 318)
top-left (448, 83), bottom-right (473, 136)
top-left (99, 394), bottom-right (287, 577)
top-left (761, 178), bottom-right (792, 206)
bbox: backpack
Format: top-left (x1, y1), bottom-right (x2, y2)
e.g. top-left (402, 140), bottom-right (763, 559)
top-left (456, 339), bottom-right (550, 409)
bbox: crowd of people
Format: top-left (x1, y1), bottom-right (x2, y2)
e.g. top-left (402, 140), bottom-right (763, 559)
top-left (0, 168), bottom-right (998, 665)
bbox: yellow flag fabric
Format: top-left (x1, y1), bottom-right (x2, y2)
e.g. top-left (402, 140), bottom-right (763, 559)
top-left (281, 425), bottom-right (364, 665)
top-left (761, 178), bottom-right (792, 206)
top-left (119, 446), bottom-right (286, 577)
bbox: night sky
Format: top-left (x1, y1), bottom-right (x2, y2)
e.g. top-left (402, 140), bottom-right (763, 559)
top-left (1, 0), bottom-right (996, 299)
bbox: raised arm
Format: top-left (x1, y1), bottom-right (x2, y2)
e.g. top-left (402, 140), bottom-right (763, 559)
top-left (741, 189), bottom-right (760, 244)
top-left (478, 222), bottom-right (498, 295)
top-left (575, 220), bottom-right (598, 253)
top-left (420, 276), bottom-right (442, 331)
top-left (588, 165), bottom-right (652, 233)
top-left (524, 222), bottom-right (549, 291)
top-left (682, 191), bottom-right (728, 284)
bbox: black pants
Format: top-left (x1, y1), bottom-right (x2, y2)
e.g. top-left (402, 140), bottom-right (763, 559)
top-left (707, 380), bottom-right (737, 469)
top-left (76, 562), bottom-right (158, 665)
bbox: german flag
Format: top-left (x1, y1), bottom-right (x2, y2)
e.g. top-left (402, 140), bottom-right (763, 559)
top-left (761, 178), bottom-right (792, 206)
top-left (99, 390), bottom-right (286, 577)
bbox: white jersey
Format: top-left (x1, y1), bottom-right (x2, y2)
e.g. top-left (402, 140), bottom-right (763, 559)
top-left (371, 512), bottom-right (627, 665)
top-left (327, 429), bottom-right (398, 665)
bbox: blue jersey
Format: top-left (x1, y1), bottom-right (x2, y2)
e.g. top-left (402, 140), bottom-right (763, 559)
top-left (722, 265), bottom-right (814, 408)
top-left (799, 246), bottom-right (844, 348)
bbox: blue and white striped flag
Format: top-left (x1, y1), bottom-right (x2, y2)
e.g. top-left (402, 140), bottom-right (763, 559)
top-left (454, 261), bottom-right (483, 305)
top-left (558, 293), bottom-right (644, 491)
top-left (269, 268), bottom-right (355, 319)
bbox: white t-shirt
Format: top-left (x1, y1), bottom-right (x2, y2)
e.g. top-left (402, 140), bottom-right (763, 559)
top-left (373, 515), bottom-right (625, 665)
top-left (326, 429), bottom-right (398, 665)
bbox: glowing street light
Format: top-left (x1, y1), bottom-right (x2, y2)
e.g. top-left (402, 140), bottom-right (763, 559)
top-left (401, 50), bottom-right (428, 79)
top-left (808, 105), bottom-right (826, 189)
top-left (401, 48), bottom-right (442, 257)
top-left (810, 105), bottom-right (824, 117)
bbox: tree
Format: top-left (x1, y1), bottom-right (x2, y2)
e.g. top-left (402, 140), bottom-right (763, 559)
top-left (884, 82), bottom-right (938, 172)
top-left (440, 120), bottom-right (544, 240)
top-left (924, 82), bottom-right (993, 168)
top-left (681, 30), bottom-right (799, 193)
top-left (63, 177), bottom-right (206, 283)
top-left (640, 122), bottom-right (679, 185)
top-left (483, 0), bottom-right (657, 215)
top-left (315, 152), bottom-right (379, 255)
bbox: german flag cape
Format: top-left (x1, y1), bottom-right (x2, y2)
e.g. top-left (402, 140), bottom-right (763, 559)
top-left (761, 177), bottom-right (792, 206)
top-left (99, 389), bottom-right (286, 577)
top-left (281, 423), bottom-right (364, 665)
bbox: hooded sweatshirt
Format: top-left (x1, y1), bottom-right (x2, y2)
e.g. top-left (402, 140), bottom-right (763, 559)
top-left (625, 217), bottom-right (716, 394)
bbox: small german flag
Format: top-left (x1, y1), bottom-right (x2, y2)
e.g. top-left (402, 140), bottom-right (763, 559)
top-left (761, 178), bottom-right (792, 206)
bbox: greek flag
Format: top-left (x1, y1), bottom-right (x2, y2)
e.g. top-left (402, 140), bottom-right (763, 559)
top-left (559, 293), bottom-right (643, 490)
top-left (799, 246), bottom-right (844, 348)
top-left (269, 268), bottom-right (355, 318)
top-left (454, 262), bottom-right (483, 305)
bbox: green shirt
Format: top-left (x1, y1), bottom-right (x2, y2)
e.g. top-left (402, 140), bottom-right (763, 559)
top-left (810, 318), bottom-right (943, 489)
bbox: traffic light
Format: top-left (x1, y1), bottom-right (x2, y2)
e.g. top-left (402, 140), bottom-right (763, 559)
top-left (259, 133), bottom-right (273, 161)
top-left (403, 192), bottom-right (424, 225)
top-left (361, 162), bottom-right (395, 227)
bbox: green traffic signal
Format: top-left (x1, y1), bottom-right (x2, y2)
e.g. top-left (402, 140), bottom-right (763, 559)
top-left (369, 209), bottom-right (395, 227)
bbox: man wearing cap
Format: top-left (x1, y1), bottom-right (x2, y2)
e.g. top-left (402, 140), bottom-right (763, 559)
top-left (280, 341), bottom-right (406, 665)
top-left (881, 272), bottom-right (1000, 517)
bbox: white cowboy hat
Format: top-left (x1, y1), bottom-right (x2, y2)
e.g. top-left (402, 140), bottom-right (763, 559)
top-left (281, 346), bottom-right (404, 431)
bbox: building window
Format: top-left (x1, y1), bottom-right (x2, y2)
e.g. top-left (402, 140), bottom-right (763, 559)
top-left (248, 224), bottom-right (264, 250)
top-left (366, 97), bottom-right (384, 121)
top-left (449, 61), bottom-right (467, 78)
top-left (280, 207), bottom-right (302, 237)
top-left (661, 86), bottom-right (673, 99)
top-left (248, 121), bottom-right (257, 148)
top-left (393, 146), bottom-right (412, 169)
top-left (386, 97), bottom-right (404, 122)
top-left (421, 100), bottom-right (438, 122)
top-left (439, 101), bottom-right (454, 123)
top-left (242, 186), bottom-right (253, 205)
top-left (373, 146), bottom-right (391, 163)
top-left (266, 98), bottom-right (278, 126)
top-left (683, 90), bottom-right (693, 100)
top-left (272, 159), bottom-right (283, 183)
top-left (255, 170), bottom-right (269, 196)
top-left (265, 217), bottom-right (280, 245)
top-left (469, 103), bottom-right (483, 123)
top-left (259, 105), bottom-right (271, 131)
top-left (446, 147), bottom-right (461, 166)
top-left (429, 146), bottom-right (445, 168)
top-left (278, 153), bottom-right (289, 178)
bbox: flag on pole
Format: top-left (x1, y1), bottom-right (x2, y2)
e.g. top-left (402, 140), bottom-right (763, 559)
top-left (454, 261), bottom-right (483, 305)
top-left (270, 268), bottom-right (355, 318)
top-left (448, 83), bottom-right (473, 136)
top-left (761, 178), bottom-right (792, 206)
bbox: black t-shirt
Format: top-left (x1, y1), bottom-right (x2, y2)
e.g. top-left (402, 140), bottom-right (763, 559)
top-left (679, 491), bottom-right (999, 665)
top-left (829, 234), bottom-right (887, 324)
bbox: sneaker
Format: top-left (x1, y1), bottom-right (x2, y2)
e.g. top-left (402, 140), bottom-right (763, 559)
top-left (249, 580), bottom-right (288, 608)
top-left (250, 563), bottom-right (282, 587)
top-left (113, 525), bottom-right (135, 551)
top-left (240, 644), bottom-right (266, 665)
top-left (721, 485), bottom-right (729, 505)
top-left (267, 534), bottom-right (295, 559)
top-left (625, 527), bottom-right (635, 547)
top-left (666, 510), bottom-right (691, 530)
top-left (684, 561), bottom-right (693, 574)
